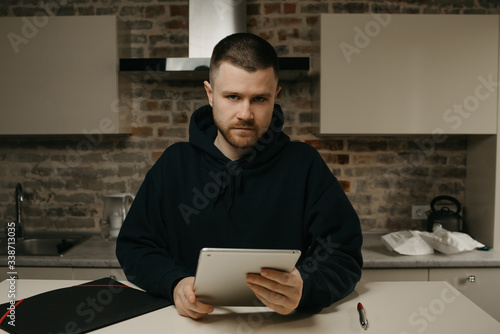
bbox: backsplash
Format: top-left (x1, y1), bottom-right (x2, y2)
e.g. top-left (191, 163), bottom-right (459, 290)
top-left (1, 0), bottom-right (496, 233)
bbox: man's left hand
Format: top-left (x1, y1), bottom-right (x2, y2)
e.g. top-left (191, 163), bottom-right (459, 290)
top-left (246, 268), bottom-right (303, 315)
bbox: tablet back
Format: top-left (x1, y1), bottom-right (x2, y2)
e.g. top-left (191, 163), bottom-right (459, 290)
top-left (193, 248), bottom-right (301, 306)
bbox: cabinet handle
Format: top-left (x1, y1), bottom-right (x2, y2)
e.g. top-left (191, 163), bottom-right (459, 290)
top-left (467, 275), bottom-right (476, 282)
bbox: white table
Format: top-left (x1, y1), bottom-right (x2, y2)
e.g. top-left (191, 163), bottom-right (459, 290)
top-left (0, 279), bottom-right (498, 333)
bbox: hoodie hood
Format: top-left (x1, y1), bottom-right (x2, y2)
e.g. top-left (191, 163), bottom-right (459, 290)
top-left (188, 104), bottom-right (290, 212)
top-left (188, 104), bottom-right (290, 166)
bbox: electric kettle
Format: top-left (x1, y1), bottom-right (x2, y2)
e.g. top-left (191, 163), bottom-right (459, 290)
top-left (426, 195), bottom-right (464, 232)
top-left (101, 193), bottom-right (135, 239)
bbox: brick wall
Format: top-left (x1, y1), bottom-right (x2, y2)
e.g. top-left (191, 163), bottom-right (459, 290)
top-left (0, 0), bottom-right (498, 233)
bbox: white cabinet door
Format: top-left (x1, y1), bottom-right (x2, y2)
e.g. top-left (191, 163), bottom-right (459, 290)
top-left (361, 268), bottom-right (428, 282)
top-left (319, 14), bottom-right (498, 135)
top-left (429, 267), bottom-right (500, 322)
top-left (0, 16), bottom-right (130, 135)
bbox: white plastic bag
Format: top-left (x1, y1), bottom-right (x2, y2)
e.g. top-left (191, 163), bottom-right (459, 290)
top-left (418, 224), bottom-right (485, 254)
top-left (381, 230), bottom-right (434, 255)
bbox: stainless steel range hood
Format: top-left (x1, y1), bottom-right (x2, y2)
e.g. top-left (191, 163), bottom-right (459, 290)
top-left (120, 0), bottom-right (309, 80)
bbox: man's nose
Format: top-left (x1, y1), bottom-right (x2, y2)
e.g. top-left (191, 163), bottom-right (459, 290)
top-left (237, 100), bottom-right (253, 120)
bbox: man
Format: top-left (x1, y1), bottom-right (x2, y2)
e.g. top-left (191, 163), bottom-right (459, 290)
top-left (116, 33), bottom-right (363, 319)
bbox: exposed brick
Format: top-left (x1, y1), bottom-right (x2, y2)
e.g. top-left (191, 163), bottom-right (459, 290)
top-left (0, 0), bottom-right (479, 234)
top-left (149, 35), bottom-right (168, 44)
top-left (372, 4), bottom-right (401, 14)
top-left (332, 3), bottom-right (369, 13)
top-left (151, 89), bottom-right (168, 99)
top-left (296, 126), bottom-right (312, 135)
top-left (247, 4), bottom-right (261, 15)
top-left (353, 154), bottom-right (374, 164)
top-left (141, 101), bottom-right (158, 111)
top-left (69, 204), bottom-right (88, 217)
top-left (165, 20), bottom-right (189, 29)
top-left (126, 20), bottom-right (153, 30)
top-left (276, 18), bottom-right (301, 26)
top-left (147, 115), bottom-right (169, 123)
top-left (152, 151), bottom-right (163, 160)
top-left (301, 3), bottom-right (329, 13)
top-left (120, 6), bottom-right (144, 16)
top-left (131, 47), bottom-right (144, 57)
top-left (431, 167), bottom-right (466, 178)
top-left (145, 5), bottom-right (165, 18)
top-left (348, 140), bottom-right (387, 152)
top-left (173, 112), bottom-right (189, 124)
top-left (77, 6), bottom-right (95, 15)
top-left (306, 16), bottom-right (320, 26)
top-left (158, 127), bottom-right (187, 138)
top-left (131, 127), bottom-right (153, 136)
top-left (278, 27), bottom-right (300, 41)
top-left (293, 45), bottom-right (319, 54)
top-left (248, 17), bottom-right (259, 28)
top-left (264, 3), bottom-right (281, 14)
top-left (170, 4), bottom-right (188, 16)
top-left (283, 3), bottom-right (297, 14)
top-left (338, 180), bottom-right (351, 192)
top-left (321, 153), bottom-right (349, 164)
top-left (305, 139), bottom-right (343, 151)
top-left (131, 34), bottom-right (148, 44)
top-left (151, 46), bottom-right (187, 57)
top-left (96, 7), bottom-right (117, 15)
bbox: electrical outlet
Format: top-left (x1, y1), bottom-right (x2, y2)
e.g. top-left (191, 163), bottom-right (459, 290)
top-left (411, 204), bottom-right (453, 220)
top-left (412, 205), bottom-right (430, 220)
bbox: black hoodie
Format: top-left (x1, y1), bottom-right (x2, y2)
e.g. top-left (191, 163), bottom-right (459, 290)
top-left (116, 104), bottom-right (363, 312)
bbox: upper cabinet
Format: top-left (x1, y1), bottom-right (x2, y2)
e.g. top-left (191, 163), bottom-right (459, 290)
top-left (317, 14), bottom-right (499, 135)
top-left (0, 16), bottom-right (130, 135)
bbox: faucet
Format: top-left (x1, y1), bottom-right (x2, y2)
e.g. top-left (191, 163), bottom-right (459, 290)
top-left (15, 183), bottom-right (23, 239)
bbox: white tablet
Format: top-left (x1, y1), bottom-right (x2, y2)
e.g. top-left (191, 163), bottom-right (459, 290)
top-left (193, 248), bottom-right (301, 306)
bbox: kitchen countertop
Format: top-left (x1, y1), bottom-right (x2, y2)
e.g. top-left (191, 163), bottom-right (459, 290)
top-left (1, 235), bottom-right (121, 268)
top-left (362, 232), bottom-right (500, 268)
top-left (2, 232), bottom-right (500, 269)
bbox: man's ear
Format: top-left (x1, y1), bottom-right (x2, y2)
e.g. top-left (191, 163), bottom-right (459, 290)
top-left (275, 85), bottom-right (281, 99)
top-left (204, 80), bottom-right (214, 106)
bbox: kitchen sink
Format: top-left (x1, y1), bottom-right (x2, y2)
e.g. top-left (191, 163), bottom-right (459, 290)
top-left (0, 235), bottom-right (89, 256)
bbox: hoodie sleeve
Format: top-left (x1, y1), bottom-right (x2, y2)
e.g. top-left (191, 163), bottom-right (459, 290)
top-left (296, 151), bottom-right (363, 312)
top-left (115, 169), bottom-right (190, 303)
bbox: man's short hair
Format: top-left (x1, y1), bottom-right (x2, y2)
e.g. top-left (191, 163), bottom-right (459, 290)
top-left (209, 33), bottom-right (279, 84)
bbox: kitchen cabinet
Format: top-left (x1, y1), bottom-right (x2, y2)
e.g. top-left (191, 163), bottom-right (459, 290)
top-left (72, 267), bottom-right (126, 280)
top-left (0, 16), bottom-right (130, 135)
top-left (0, 266), bottom-right (124, 280)
top-left (429, 268), bottom-right (500, 322)
top-left (0, 267), bottom-right (72, 280)
top-left (362, 267), bottom-right (500, 322)
top-left (317, 14), bottom-right (498, 135)
top-left (360, 268), bottom-right (428, 282)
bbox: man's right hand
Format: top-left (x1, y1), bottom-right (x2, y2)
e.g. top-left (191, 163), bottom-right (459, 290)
top-left (173, 277), bottom-right (214, 319)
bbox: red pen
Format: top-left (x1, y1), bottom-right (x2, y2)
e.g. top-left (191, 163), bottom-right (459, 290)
top-left (357, 302), bottom-right (368, 330)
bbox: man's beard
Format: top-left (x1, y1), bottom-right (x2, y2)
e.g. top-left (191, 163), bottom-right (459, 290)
top-left (214, 118), bottom-right (261, 150)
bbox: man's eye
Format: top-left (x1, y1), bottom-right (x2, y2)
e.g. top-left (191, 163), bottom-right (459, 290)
top-left (253, 97), bottom-right (266, 102)
top-left (227, 95), bottom-right (238, 100)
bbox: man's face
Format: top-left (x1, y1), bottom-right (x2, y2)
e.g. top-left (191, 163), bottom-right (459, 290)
top-left (204, 62), bottom-right (281, 158)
